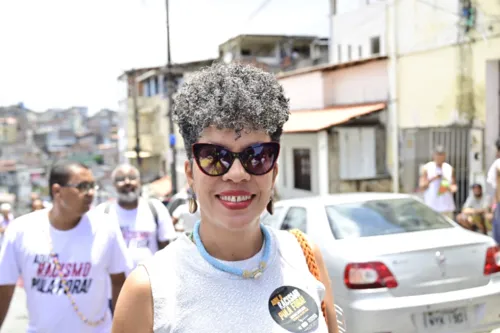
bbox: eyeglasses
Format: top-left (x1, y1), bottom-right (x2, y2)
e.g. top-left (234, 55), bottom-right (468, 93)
top-left (62, 182), bottom-right (99, 194)
top-left (114, 175), bottom-right (138, 186)
top-left (192, 142), bottom-right (280, 177)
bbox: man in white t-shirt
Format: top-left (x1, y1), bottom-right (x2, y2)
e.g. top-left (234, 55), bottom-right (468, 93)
top-left (172, 201), bottom-right (200, 234)
top-left (419, 145), bottom-right (457, 218)
top-left (0, 160), bottom-right (130, 333)
top-left (95, 164), bottom-right (177, 271)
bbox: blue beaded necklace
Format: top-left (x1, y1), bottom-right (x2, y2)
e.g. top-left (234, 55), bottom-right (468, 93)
top-left (192, 220), bottom-right (272, 279)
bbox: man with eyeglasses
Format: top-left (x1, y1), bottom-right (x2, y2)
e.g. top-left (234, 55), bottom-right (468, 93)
top-left (96, 164), bottom-right (176, 272)
top-left (0, 160), bottom-right (130, 332)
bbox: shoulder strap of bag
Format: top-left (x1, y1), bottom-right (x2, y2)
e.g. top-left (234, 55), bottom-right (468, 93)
top-left (147, 199), bottom-right (161, 246)
top-left (104, 199), bottom-right (160, 242)
top-left (289, 229), bottom-right (327, 322)
top-left (147, 199), bottom-right (159, 228)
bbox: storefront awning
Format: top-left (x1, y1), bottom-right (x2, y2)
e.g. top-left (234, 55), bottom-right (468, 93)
top-left (283, 102), bottom-right (386, 133)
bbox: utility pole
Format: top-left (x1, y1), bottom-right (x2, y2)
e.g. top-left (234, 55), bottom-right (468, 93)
top-left (456, 0), bottom-right (475, 123)
top-left (132, 71), bottom-right (143, 173)
top-left (387, 0), bottom-right (400, 193)
top-left (165, 0), bottom-right (178, 195)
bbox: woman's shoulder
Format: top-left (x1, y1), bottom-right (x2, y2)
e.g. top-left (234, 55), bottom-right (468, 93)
top-left (268, 227), bottom-right (306, 248)
top-left (267, 227), bottom-right (309, 264)
top-left (141, 234), bottom-right (194, 282)
top-left (112, 265), bottom-right (154, 332)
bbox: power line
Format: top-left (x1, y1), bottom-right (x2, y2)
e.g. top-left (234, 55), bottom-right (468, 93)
top-left (415, 0), bottom-right (460, 16)
top-left (248, 0), bottom-right (273, 21)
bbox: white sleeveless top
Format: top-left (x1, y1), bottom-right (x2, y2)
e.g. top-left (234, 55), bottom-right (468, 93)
top-left (423, 161), bottom-right (456, 213)
top-left (142, 227), bottom-right (329, 333)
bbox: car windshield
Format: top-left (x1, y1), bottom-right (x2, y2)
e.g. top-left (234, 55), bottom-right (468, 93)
top-left (325, 198), bottom-right (454, 239)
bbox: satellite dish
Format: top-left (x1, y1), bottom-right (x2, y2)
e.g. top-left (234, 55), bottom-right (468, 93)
top-left (223, 52), bottom-right (233, 64)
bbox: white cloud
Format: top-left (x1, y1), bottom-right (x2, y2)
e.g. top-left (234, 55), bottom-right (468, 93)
top-left (0, 0), bottom-right (328, 114)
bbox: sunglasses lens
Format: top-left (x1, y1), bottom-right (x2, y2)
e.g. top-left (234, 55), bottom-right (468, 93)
top-left (241, 143), bottom-right (279, 175)
top-left (195, 145), bottom-right (232, 176)
top-left (77, 182), bottom-right (97, 192)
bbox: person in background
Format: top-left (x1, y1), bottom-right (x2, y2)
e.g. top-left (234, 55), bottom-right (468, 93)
top-left (419, 145), bottom-right (457, 219)
top-left (486, 138), bottom-right (500, 244)
top-left (0, 160), bottom-right (130, 332)
top-left (0, 203), bottom-right (13, 249)
top-left (96, 164), bottom-right (177, 271)
top-left (171, 189), bottom-right (200, 234)
top-left (112, 63), bottom-right (339, 333)
top-left (456, 184), bottom-right (492, 234)
top-left (31, 198), bottom-right (45, 211)
top-left (30, 192), bottom-right (52, 210)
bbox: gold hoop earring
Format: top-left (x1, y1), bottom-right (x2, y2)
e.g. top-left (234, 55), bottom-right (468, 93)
top-left (266, 198), bottom-right (274, 215)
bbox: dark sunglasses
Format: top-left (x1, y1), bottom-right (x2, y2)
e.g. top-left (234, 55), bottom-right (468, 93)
top-left (62, 182), bottom-right (98, 194)
top-left (192, 142), bottom-right (280, 177)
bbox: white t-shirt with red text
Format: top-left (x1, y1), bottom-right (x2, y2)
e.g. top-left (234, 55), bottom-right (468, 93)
top-left (95, 198), bottom-right (177, 271)
top-left (0, 208), bottom-right (130, 333)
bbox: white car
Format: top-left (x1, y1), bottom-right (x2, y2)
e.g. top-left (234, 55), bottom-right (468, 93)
top-left (261, 193), bottom-right (500, 333)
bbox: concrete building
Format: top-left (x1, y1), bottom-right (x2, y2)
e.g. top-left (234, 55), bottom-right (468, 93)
top-left (117, 59), bottom-right (215, 186)
top-left (276, 57), bottom-right (389, 199)
top-left (219, 34), bottom-right (329, 73)
top-left (330, 0), bottom-right (500, 209)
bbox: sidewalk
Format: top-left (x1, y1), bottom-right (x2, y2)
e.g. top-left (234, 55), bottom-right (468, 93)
top-left (1, 287), bottom-right (28, 333)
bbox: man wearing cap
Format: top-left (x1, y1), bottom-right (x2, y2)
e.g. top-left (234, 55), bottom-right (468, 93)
top-left (419, 146), bottom-right (457, 218)
top-left (456, 184), bottom-right (492, 234)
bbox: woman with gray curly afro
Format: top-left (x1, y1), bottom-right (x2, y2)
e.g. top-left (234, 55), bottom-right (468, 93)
top-left (112, 63), bottom-right (339, 333)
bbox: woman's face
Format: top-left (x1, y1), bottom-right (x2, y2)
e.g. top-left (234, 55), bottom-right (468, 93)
top-left (185, 126), bottom-right (279, 232)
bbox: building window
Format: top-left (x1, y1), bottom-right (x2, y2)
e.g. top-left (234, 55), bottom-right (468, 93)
top-left (358, 45), bottom-right (363, 58)
top-left (347, 45), bottom-right (352, 61)
top-left (337, 44), bottom-right (342, 63)
top-left (293, 149), bottom-right (311, 191)
top-left (370, 36), bottom-right (381, 55)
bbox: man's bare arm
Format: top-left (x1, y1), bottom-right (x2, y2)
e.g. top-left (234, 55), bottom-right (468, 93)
top-left (0, 285), bottom-right (16, 328)
top-left (110, 273), bottom-right (126, 311)
top-left (419, 170), bottom-right (430, 190)
top-left (450, 168), bottom-right (458, 193)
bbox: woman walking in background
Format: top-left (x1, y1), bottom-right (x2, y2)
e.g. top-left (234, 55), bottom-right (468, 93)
top-left (112, 63), bottom-right (339, 333)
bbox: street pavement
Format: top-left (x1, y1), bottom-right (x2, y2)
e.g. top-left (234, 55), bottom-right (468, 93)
top-left (1, 288), bottom-right (28, 333)
top-left (2, 287), bottom-right (500, 333)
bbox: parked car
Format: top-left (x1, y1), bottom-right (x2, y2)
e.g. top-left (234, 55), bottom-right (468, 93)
top-left (261, 192), bottom-right (500, 333)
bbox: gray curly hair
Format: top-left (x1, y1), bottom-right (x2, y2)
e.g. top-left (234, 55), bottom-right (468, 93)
top-left (173, 62), bottom-right (290, 158)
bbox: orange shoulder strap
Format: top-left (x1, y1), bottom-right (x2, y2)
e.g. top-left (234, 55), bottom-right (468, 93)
top-left (289, 229), bottom-right (327, 322)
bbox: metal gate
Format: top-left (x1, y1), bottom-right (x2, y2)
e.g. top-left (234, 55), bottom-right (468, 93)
top-left (401, 127), bottom-right (483, 212)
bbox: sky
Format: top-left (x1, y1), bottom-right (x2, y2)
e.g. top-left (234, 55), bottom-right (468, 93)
top-left (0, 0), bottom-right (329, 114)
